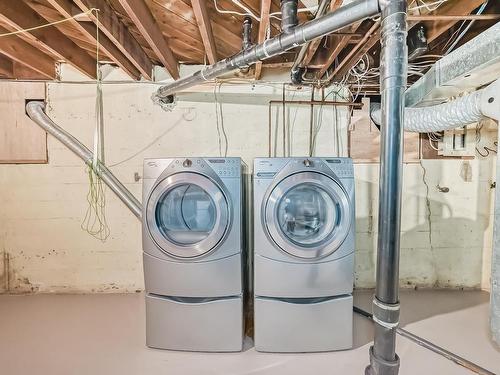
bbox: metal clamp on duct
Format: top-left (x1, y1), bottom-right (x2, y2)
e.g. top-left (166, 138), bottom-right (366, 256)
top-left (372, 298), bottom-right (400, 329)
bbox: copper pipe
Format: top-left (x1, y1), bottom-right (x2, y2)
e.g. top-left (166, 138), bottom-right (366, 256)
top-left (407, 14), bottom-right (500, 21)
top-left (269, 100), bottom-right (362, 107)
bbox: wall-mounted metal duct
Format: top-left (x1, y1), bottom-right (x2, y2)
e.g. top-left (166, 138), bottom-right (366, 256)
top-left (26, 101), bottom-right (143, 219)
top-left (153, 0), bottom-right (380, 103)
top-left (370, 79), bottom-right (499, 132)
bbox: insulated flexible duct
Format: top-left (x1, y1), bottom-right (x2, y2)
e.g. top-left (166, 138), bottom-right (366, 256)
top-left (370, 79), bottom-right (499, 132)
top-left (26, 101), bottom-right (143, 219)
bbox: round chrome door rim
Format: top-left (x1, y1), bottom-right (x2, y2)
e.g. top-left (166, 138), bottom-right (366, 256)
top-left (264, 171), bottom-right (352, 260)
top-left (146, 172), bottom-right (230, 259)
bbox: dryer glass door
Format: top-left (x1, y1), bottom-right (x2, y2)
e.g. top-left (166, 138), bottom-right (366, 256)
top-left (265, 171), bottom-right (351, 259)
top-left (146, 173), bottom-right (229, 258)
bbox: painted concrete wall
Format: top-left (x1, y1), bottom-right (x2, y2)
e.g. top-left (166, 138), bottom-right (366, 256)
top-left (0, 66), bottom-right (496, 293)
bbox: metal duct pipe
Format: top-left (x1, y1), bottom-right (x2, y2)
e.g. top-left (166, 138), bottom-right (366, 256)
top-left (290, 0), bottom-right (331, 85)
top-left (26, 101), bottom-right (143, 219)
top-left (367, 1), bottom-right (408, 375)
top-left (370, 78), bottom-right (500, 132)
top-left (153, 0), bottom-right (380, 102)
top-left (242, 16), bottom-right (253, 50)
top-left (281, 0), bottom-right (299, 33)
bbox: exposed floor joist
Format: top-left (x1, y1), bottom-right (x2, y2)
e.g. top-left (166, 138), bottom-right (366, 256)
top-left (191, 0), bottom-right (218, 65)
top-left (46, 0), bottom-right (142, 80)
top-left (0, 53), bottom-right (12, 77)
top-left (302, 0), bottom-right (344, 67)
top-left (0, 0), bottom-right (96, 78)
top-left (0, 26), bottom-right (56, 79)
top-left (326, 0), bottom-right (489, 83)
top-left (117, 0), bottom-right (179, 79)
top-left (73, 0), bottom-right (153, 80)
top-left (254, 0), bottom-right (272, 80)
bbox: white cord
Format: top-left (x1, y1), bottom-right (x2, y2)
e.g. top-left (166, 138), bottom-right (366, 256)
top-left (409, 0), bottom-right (448, 12)
top-left (213, 0), bottom-right (318, 22)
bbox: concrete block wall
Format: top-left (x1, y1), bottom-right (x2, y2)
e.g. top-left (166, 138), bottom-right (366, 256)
top-left (0, 66), bottom-right (496, 293)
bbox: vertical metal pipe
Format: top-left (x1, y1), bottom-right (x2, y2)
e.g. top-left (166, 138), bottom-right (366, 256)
top-left (281, 0), bottom-right (299, 33)
top-left (367, 1), bottom-right (408, 375)
top-left (242, 16), bottom-right (253, 50)
top-left (291, 0), bottom-right (331, 84)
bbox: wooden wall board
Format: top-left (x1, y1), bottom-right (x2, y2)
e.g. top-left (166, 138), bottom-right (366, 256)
top-left (348, 98), bottom-right (420, 163)
top-left (0, 83), bottom-right (47, 164)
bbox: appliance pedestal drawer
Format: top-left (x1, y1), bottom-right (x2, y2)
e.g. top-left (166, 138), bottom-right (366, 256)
top-left (254, 294), bottom-right (352, 353)
top-left (146, 294), bottom-right (243, 352)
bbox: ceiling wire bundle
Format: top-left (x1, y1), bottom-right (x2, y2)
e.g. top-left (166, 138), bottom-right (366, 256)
top-left (443, 0), bottom-right (489, 55)
top-left (213, 0), bottom-right (318, 22)
top-left (408, 0), bottom-right (448, 12)
top-left (213, 81), bottom-right (229, 157)
top-left (342, 54), bottom-right (441, 96)
top-left (81, 9), bottom-right (110, 241)
top-left (427, 131), bottom-right (443, 151)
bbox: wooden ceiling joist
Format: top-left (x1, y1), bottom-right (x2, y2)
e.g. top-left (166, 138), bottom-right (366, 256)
top-left (322, 0), bottom-right (490, 83)
top-left (191, 0), bottom-right (218, 65)
top-left (46, 0), bottom-right (142, 80)
top-left (0, 26), bottom-right (56, 79)
top-left (0, 53), bottom-right (13, 77)
top-left (117, 0), bottom-right (179, 79)
top-left (73, 0), bottom-right (153, 80)
top-left (0, 0), bottom-right (96, 78)
top-left (254, 0), bottom-right (272, 80)
top-left (424, 0), bottom-right (489, 44)
top-left (301, 0), bottom-right (345, 67)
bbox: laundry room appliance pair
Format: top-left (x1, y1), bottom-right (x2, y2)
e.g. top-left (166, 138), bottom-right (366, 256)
top-left (142, 157), bottom-right (355, 353)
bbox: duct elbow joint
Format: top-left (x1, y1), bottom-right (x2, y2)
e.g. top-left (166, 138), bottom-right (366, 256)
top-left (290, 67), bottom-right (304, 85)
top-left (281, 0), bottom-right (298, 33)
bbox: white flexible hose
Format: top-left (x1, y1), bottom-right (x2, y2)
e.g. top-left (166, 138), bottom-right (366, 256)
top-left (370, 78), bottom-right (499, 132)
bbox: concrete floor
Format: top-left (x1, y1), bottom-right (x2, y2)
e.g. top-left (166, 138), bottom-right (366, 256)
top-left (0, 290), bottom-right (498, 375)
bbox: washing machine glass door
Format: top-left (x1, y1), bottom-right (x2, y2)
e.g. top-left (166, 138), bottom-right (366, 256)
top-left (146, 172), bottom-right (229, 258)
top-left (265, 171), bottom-right (351, 259)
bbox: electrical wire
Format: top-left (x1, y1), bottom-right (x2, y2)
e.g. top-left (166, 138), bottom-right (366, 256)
top-left (81, 8), bottom-right (110, 241)
top-left (0, 8), bottom-right (98, 38)
top-left (408, 0), bottom-right (448, 12)
top-left (213, 0), bottom-right (318, 22)
top-left (444, 0), bottom-right (489, 55)
top-left (475, 121), bottom-right (498, 157)
top-left (213, 81), bottom-right (228, 157)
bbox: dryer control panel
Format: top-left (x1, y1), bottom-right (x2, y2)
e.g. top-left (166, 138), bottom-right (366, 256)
top-left (324, 158), bottom-right (354, 179)
top-left (254, 157), bottom-right (353, 179)
top-left (207, 158), bottom-right (241, 178)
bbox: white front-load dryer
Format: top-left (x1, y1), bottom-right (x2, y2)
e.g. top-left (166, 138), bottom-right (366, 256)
top-left (142, 157), bottom-right (245, 352)
top-left (253, 157), bottom-right (355, 352)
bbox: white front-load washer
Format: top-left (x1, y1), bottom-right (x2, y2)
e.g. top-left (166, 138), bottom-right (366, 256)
top-left (253, 157), bottom-right (355, 352)
top-left (142, 157), bottom-right (245, 352)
